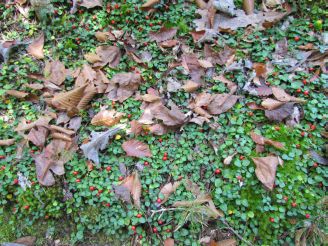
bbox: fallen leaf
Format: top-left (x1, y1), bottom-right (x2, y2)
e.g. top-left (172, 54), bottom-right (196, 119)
top-left (243, 0), bottom-right (254, 15)
top-left (252, 156), bottom-right (283, 190)
top-left (27, 126), bottom-right (48, 147)
top-left (159, 181), bottom-right (181, 204)
top-left (164, 238), bottom-right (175, 246)
top-left (250, 131), bottom-right (285, 150)
top-left (6, 90), bottom-right (29, 98)
top-left (80, 0), bottom-right (102, 9)
top-left (261, 98), bottom-right (285, 110)
top-left (15, 116), bottom-right (53, 132)
top-left (207, 94), bottom-right (240, 115)
top-left (51, 85), bottom-right (87, 111)
top-left (223, 152), bottom-right (237, 165)
top-left (152, 103), bottom-right (187, 126)
top-left (149, 27), bottom-right (177, 43)
top-left (217, 9), bottom-right (291, 31)
top-left (130, 120), bottom-right (143, 136)
top-left (0, 139), bottom-right (15, 146)
top-left (14, 236), bottom-right (36, 246)
top-left (121, 172), bottom-right (142, 208)
top-left (44, 60), bottom-right (67, 86)
top-left (298, 43), bottom-right (314, 50)
top-left (84, 53), bottom-right (102, 63)
top-left (113, 185), bottom-right (131, 204)
top-left (213, 0), bottom-right (237, 16)
top-left (148, 124), bottom-right (167, 135)
top-left (309, 150), bottom-right (328, 165)
top-left (160, 40), bottom-right (179, 48)
top-left (141, 0), bottom-right (160, 10)
top-left (49, 125), bottom-right (75, 136)
top-left (181, 80), bottom-right (200, 93)
top-left (80, 125), bottom-right (124, 165)
top-left (92, 45), bottom-right (121, 68)
top-left (141, 94), bottom-right (161, 102)
top-left (265, 103), bottom-right (296, 122)
top-left (253, 63), bottom-right (267, 77)
top-left (213, 75), bottom-right (237, 94)
top-left (122, 139), bottom-right (152, 158)
top-left (95, 31), bottom-right (115, 42)
top-left (27, 33), bottom-right (44, 59)
top-left (91, 110), bottom-right (125, 127)
top-left (215, 238), bottom-right (237, 246)
top-left (271, 86), bottom-right (306, 103)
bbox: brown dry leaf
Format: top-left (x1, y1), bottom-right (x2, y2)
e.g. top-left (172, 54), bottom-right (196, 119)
top-left (272, 86), bottom-right (306, 103)
top-left (153, 103), bottom-right (187, 126)
top-left (149, 27), bottom-right (177, 43)
top-left (6, 90), bottom-right (29, 98)
top-left (217, 9), bottom-right (291, 31)
top-left (76, 85), bottom-right (97, 110)
top-left (49, 125), bottom-right (75, 135)
top-left (182, 80), bottom-right (200, 93)
top-left (164, 238), bottom-right (175, 246)
top-left (15, 116), bottom-right (53, 132)
top-left (34, 140), bottom-right (76, 186)
top-left (298, 43), bottom-right (314, 50)
top-left (122, 139), bottom-right (152, 157)
top-left (213, 75), bottom-right (237, 94)
top-left (160, 40), bottom-right (179, 48)
top-left (44, 60), bottom-right (67, 86)
top-left (107, 72), bottom-right (142, 102)
top-left (149, 124), bottom-right (167, 135)
top-left (250, 131), bottom-right (285, 150)
top-left (261, 98), bottom-right (285, 110)
top-left (207, 94), bottom-right (240, 115)
top-left (247, 102), bottom-right (265, 110)
top-left (0, 139), bottom-right (15, 146)
top-left (14, 236), bottom-right (36, 246)
top-left (190, 30), bottom-right (206, 42)
top-left (121, 172), bottom-right (142, 208)
top-left (27, 126), bottom-right (48, 147)
top-left (243, 0), bottom-right (254, 15)
top-left (217, 46), bottom-right (236, 66)
top-left (91, 110), bottom-right (125, 127)
top-left (93, 45), bottom-right (121, 68)
top-left (198, 59), bottom-right (214, 68)
top-left (51, 85), bottom-right (87, 111)
top-left (27, 33), bottom-right (44, 59)
top-left (84, 53), bottom-right (102, 63)
top-left (51, 132), bottom-right (72, 142)
top-left (253, 63), bottom-right (267, 77)
top-left (23, 83), bottom-right (44, 90)
top-left (129, 120), bottom-right (143, 136)
top-left (95, 31), bottom-right (115, 42)
top-left (80, 0), bottom-right (102, 9)
top-left (181, 53), bottom-right (204, 83)
top-left (159, 181), bottom-right (181, 204)
top-left (141, 0), bottom-right (160, 10)
top-left (252, 156), bottom-right (283, 190)
top-left (265, 103), bottom-right (296, 122)
top-left (141, 94), bottom-right (161, 102)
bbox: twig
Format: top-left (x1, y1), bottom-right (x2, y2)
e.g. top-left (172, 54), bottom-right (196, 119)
top-left (219, 218), bottom-right (252, 246)
top-left (150, 207), bottom-right (185, 217)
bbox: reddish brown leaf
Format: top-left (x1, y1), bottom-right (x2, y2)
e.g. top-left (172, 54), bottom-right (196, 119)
top-left (213, 75), bottom-right (237, 94)
top-left (0, 139), bottom-right (15, 146)
top-left (122, 139), bottom-right (152, 157)
top-left (27, 126), bottom-right (48, 147)
top-left (252, 156), bottom-right (283, 190)
top-left (27, 33), bottom-right (44, 59)
top-left (152, 104), bottom-right (187, 126)
top-left (272, 86), bottom-right (306, 103)
top-left (91, 110), bottom-right (124, 127)
top-left (253, 63), bottom-right (267, 77)
top-left (121, 172), bottom-right (142, 208)
top-left (149, 27), bottom-right (177, 43)
top-left (44, 60), bottom-right (67, 86)
top-left (164, 238), bottom-right (175, 246)
top-left (160, 40), bottom-right (179, 48)
top-left (6, 90), bottom-right (29, 98)
top-left (130, 120), bottom-right (143, 136)
top-left (159, 181), bottom-right (181, 204)
top-left (92, 45), bottom-right (121, 68)
top-left (261, 98), bottom-right (285, 110)
top-left (141, 0), bottom-right (160, 10)
top-left (250, 131), bottom-right (285, 150)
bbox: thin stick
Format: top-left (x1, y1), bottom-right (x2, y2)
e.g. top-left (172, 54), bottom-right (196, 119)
top-left (219, 218), bottom-right (252, 246)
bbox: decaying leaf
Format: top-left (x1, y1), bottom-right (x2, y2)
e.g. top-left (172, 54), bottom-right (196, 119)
top-left (80, 0), bottom-right (102, 9)
top-left (164, 238), bottom-right (175, 246)
top-left (0, 139), bottom-right (15, 146)
top-left (122, 139), bottom-right (152, 158)
top-left (252, 156), bottom-right (283, 190)
top-left (223, 152), bottom-right (237, 165)
top-left (214, 238), bottom-right (237, 246)
top-left (6, 90), bottom-right (29, 98)
top-left (261, 98), bottom-right (285, 110)
top-left (250, 131), bottom-right (285, 150)
top-left (120, 172), bottom-right (142, 208)
top-left (91, 110), bottom-right (125, 127)
top-left (149, 27), bottom-right (177, 43)
top-left (141, 0), bottom-right (160, 10)
top-left (264, 103), bottom-right (296, 122)
top-left (182, 80), bottom-right (200, 93)
top-left (213, 75), bottom-right (237, 94)
top-left (152, 103), bottom-right (187, 126)
top-left (27, 33), bottom-right (44, 59)
top-left (27, 126), bottom-right (48, 147)
top-left (15, 115), bottom-right (53, 132)
top-left (158, 181), bottom-right (181, 204)
top-left (217, 8), bottom-right (291, 31)
top-left (80, 125), bottom-right (125, 165)
top-left (271, 86), bottom-right (306, 103)
top-left (92, 45), bottom-right (121, 68)
top-left (14, 236), bottom-right (36, 246)
top-left (51, 85), bottom-right (87, 111)
top-left (44, 60), bottom-right (67, 86)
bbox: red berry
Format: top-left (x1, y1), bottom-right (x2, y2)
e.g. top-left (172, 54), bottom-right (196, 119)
top-left (274, 126), bottom-right (280, 131)
top-left (162, 156), bottom-right (168, 161)
top-left (146, 15), bottom-right (150, 20)
top-left (139, 235), bottom-right (143, 239)
top-left (159, 138), bottom-right (163, 143)
top-left (269, 217), bottom-right (275, 223)
top-left (310, 124), bottom-right (316, 130)
top-left (111, 20), bottom-right (115, 24)
top-left (89, 186), bottom-right (95, 191)
top-left (309, 23), bottom-right (313, 28)
top-left (158, 220), bottom-right (163, 225)
top-left (294, 36), bottom-right (300, 41)
top-left (13, 179), bottom-right (19, 185)
top-left (214, 169), bottom-right (221, 175)
top-left (248, 112), bottom-right (254, 116)
top-left (144, 161), bottom-right (149, 166)
top-left (296, 144), bottom-right (301, 149)
top-left (54, 10), bottom-right (58, 15)
top-left (119, 176), bottom-right (124, 181)
top-left (157, 198), bottom-right (162, 203)
top-left (153, 227), bottom-right (158, 233)
top-left (313, 163), bottom-right (318, 168)
top-left (283, 196), bottom-right (288, 201)
top-left (300, 131), bottom-right (306, 137)
top-left (296, 88), bottom-right (302, 93)
top-left (115, 3), bottom-right (119, 9)
top-left (106, 166), bottom-right (111, 172)
top-left (239, 155), bottom-right (245, 160)
top-left (255, 35), bottom-right (259, 39)
top-left (302, 79), bottom-right (307, 85)
top-left (98, 189), bottom-right (103, 194)
top-left (127, 114), bottom-right (132, 118)
top-left (131, 226), bottom-right (136, 231)
top-left (24, 205), bottom-right (30, 210)
top-left (309, 67), bottom-right (314, 72)
top-left (149, 23), bottom-right (153, 27)
top-left (0, 155), bottom-right (5, 159)
top-left (291, 202), bottom-right (297, 207)
top-left (305, 214), bottom-right (310, 219)
top-left (166, 229), bottom-right (171, 232)
top-left (237, 175), bottom-right (242, 181)
top-left (136, 213), bottom-right (142, 218)
top-left (303, 90), bottom-right (309, 96)
top-left (73, 171), bottom-right (78, 175)
top-left (105, 203), bottom-right (110, 207)
top-left (1, 166), bottom-right (5, 170)
top-left (45, 215), bottom-right (49, 219)
top-left (78, 10), bottom-right (83, 14)
top-left (164, 152), bottom-right (168, 157)
top-left (76, 179), bottom-right (81, 183)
